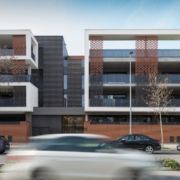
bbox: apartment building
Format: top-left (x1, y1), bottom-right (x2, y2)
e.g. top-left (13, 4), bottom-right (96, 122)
top-left (0, 29), bottom-right (180, 143)
top-left (84, 30), bottom-right (180, 143)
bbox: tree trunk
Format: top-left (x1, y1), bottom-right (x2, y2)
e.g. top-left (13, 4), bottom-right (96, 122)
top-left (159, 112), bottom-right (164, 148)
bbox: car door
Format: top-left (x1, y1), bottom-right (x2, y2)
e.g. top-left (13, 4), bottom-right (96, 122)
top-left (116, 135), bottom-right (135, 149)
top-left (133, 135), bottom-right (145, 149)
top-left (134, 135), bottom-right (150, 150)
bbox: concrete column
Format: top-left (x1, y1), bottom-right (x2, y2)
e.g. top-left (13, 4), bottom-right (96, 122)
top-left (26, 112), bottom-right (32, 136)
top-left (85, 114), bottom-right (88, 121)
top-left (27, 65), bottom-right (31, 75)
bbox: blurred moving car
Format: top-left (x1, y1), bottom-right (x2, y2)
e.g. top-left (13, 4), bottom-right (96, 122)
top-left (0, 134), bottom-right (157, 180)
top-left (177, 144), bottom-right (180, 151)
top-left (102, 134), bottom-right (161, 154)
top-left (0, 136), bottom-right (10, 154)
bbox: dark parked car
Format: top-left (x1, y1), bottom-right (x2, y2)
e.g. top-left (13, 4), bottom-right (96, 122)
top-left (100, 134), bottom-right (161, 154)
top-left (0, 136), bottom-right (10, 154)
top-left (177, 144), bottom-right (180, 151)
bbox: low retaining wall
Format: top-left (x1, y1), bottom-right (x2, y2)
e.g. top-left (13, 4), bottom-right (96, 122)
top-left (84, 122), bottom-right (180, 143)
top-left (0, 122), bottom-right (30, 142)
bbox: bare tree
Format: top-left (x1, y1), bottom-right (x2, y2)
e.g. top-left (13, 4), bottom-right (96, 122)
top-left (143, 73), bottom-right (173, 147)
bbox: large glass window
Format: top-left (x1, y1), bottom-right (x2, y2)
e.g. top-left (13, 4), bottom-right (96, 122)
top-left (143, 116), bottom-right (152, 123)
top-left (81, 60), bottom-right (84, 67)
top-left (63, 60), bottom-right (67, 67)
top-left (62, 116), bottom-right (85, 133)
top-left (82, 75), bottom-right (84, 89)
top-left (64, 94), bottom-right (67, 107)
top-left (82, 94), bottom-right (84, 107)
top-left (90, 116), bottom-right (126, 124)
top-left (64, 75), bottom-right (67, 89)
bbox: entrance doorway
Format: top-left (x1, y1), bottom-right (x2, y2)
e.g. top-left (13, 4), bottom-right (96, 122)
top-left (62, 116), bottom-right (84, 133)
top-left (32, 127), bottom-right (50, 136)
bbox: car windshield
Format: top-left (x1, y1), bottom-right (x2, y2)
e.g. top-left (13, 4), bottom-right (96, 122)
top-left (116, 135), bottom-right (127, 141)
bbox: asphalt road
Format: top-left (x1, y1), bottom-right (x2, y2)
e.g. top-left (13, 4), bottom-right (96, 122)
top-left (154, 150), bottom-right (180, 163)
top-left (0, 151), bottom-right (180, 180)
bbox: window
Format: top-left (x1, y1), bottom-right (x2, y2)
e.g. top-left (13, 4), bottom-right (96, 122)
top-left (143, 116), bottom-right (152, 123)
top-left (113, 95), bottom-right (127, 99)
top-left (117, 135), bottom-right (128, 141)
top-left (64, 94), bottom-right (67, 107)
top-left (90, 116), bottom-right (126, 124)
top-left (64, 68), bottom-right (67, 75)
top-left (82, 94), bottom-right (84, 107)
top-left (128, 135), bottom-right (134, 141)
top-left (170, 136), bottom-right (174, 143)
top-left (177, 136), bottom-right (180, 143)
top-left (135, 135), bottom-right (149, 140)
top-left (82, 75), bottom-right (84, 89)
top-left (162, 117), bottom-right (170, 123)
top-left (63, 60), bottom-right (67, 67)
top-left (119, 135), bottom-right (134, 141)
top-left (81, 60), bottom-right (84, 67)
top-left (64, 75), bottom-right (67, 89)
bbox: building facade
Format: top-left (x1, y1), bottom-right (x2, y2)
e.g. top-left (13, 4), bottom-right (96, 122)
top-left (0, 29), bottom-right (180, 143)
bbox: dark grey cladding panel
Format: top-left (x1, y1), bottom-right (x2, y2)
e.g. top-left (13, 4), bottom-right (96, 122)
top-left (33, 107), bottom-right (85, 115)
top-left (67, 60), bottom-right (82, 107)
top-left (32, 115), bottom-right (62, 134)
top-left (35, 36), bottom-right (64, 107)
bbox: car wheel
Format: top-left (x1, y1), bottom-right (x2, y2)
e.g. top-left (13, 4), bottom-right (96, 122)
top-left (145, 145), bottom-right (154, 154)
top-left (0, 150), bottom-right (5, 154)
top-left (32, 169), bottom-right (56, 180)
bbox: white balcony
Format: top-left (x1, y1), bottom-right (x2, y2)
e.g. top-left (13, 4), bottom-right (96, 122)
top-left (0, 30), bottom-right (38, 69)
top-left (0, 79), bottom-right (38, 113)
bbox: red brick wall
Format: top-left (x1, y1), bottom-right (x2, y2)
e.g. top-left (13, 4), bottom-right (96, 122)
top-left (84, 122), bottom-right (180, 143)
top-left (12, 35), bottom-right (26, 55)
top-left (0, 122), bottom-right (30, 142)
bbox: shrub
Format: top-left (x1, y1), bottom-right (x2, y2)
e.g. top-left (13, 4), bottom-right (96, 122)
top-left (162, 157), bottom-right (180, 170)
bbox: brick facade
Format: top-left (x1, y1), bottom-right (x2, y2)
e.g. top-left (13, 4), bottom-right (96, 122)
top-left (0, 122), bottom-right (30, 142)
top-left (84, 122), bottom-right (180, 143)
top-left (12, 35), bottom-right (26, 55)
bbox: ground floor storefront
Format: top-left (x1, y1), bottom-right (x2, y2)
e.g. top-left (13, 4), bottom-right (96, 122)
top-left (0, 110), bottom-right (180, 143)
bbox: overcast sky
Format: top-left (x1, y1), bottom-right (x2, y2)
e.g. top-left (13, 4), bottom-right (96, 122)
top-left (1, 0), bottom-right (180, 55)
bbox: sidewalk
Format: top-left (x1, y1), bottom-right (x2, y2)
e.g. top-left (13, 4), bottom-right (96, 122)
top-left (163, 143), bottom-right (177, 151)
top-left (9, 143), bottom-right (179, 150)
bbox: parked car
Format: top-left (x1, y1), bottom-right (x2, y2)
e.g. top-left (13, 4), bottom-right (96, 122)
top-left (0, 134), bottom-right (157, 180)
top-left (177, 144), bottom-right (180, 151)
top-left (0, 136), bottom-right (10, 154)
top-left (101, 134), bottom-right (161, 154)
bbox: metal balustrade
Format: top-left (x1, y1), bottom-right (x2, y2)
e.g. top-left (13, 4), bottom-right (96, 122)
top-left (89, 74), bottom-right (180, 84)
top-left (0, 75), bottom-right (37, 87)
top-left (90, 49), bottom-right (180, 58)
top-left (0, 49), bottom-right (14, 56)
top-left (89, 98), bottom-right (180, 107)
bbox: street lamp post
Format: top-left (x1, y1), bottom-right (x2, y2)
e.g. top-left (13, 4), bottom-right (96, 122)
top-left (129, 51), bottom-right (133, 134)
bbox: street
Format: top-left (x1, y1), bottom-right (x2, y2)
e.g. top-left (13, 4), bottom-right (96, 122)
top-left (0, 150), bottom-right (180, 180)
top-left (154, 150), bottom-right (180, 163)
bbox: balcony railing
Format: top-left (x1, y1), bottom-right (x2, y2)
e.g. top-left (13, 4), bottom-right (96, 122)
top-left (103, 74), bottom-right (135, 84)
top-left (89, 99), bottom-right (180, 107)
top-left (0, 49), bottom-right (14, 56)
top-left (0, 75), bottom-right (37, 87)
top-left (89, 49), bottom-right (180, 58)
top-left (0, 98), bottom-right (26, 107)
top-left (89, 74), bottom-right (180, 84)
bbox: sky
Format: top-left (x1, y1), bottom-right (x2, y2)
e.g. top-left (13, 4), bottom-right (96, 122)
top-left (1, 0), bottom-right (180, 55)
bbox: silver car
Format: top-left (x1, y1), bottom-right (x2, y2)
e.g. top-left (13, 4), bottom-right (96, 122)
top-left (0, 134), bottom-right (157, 180)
